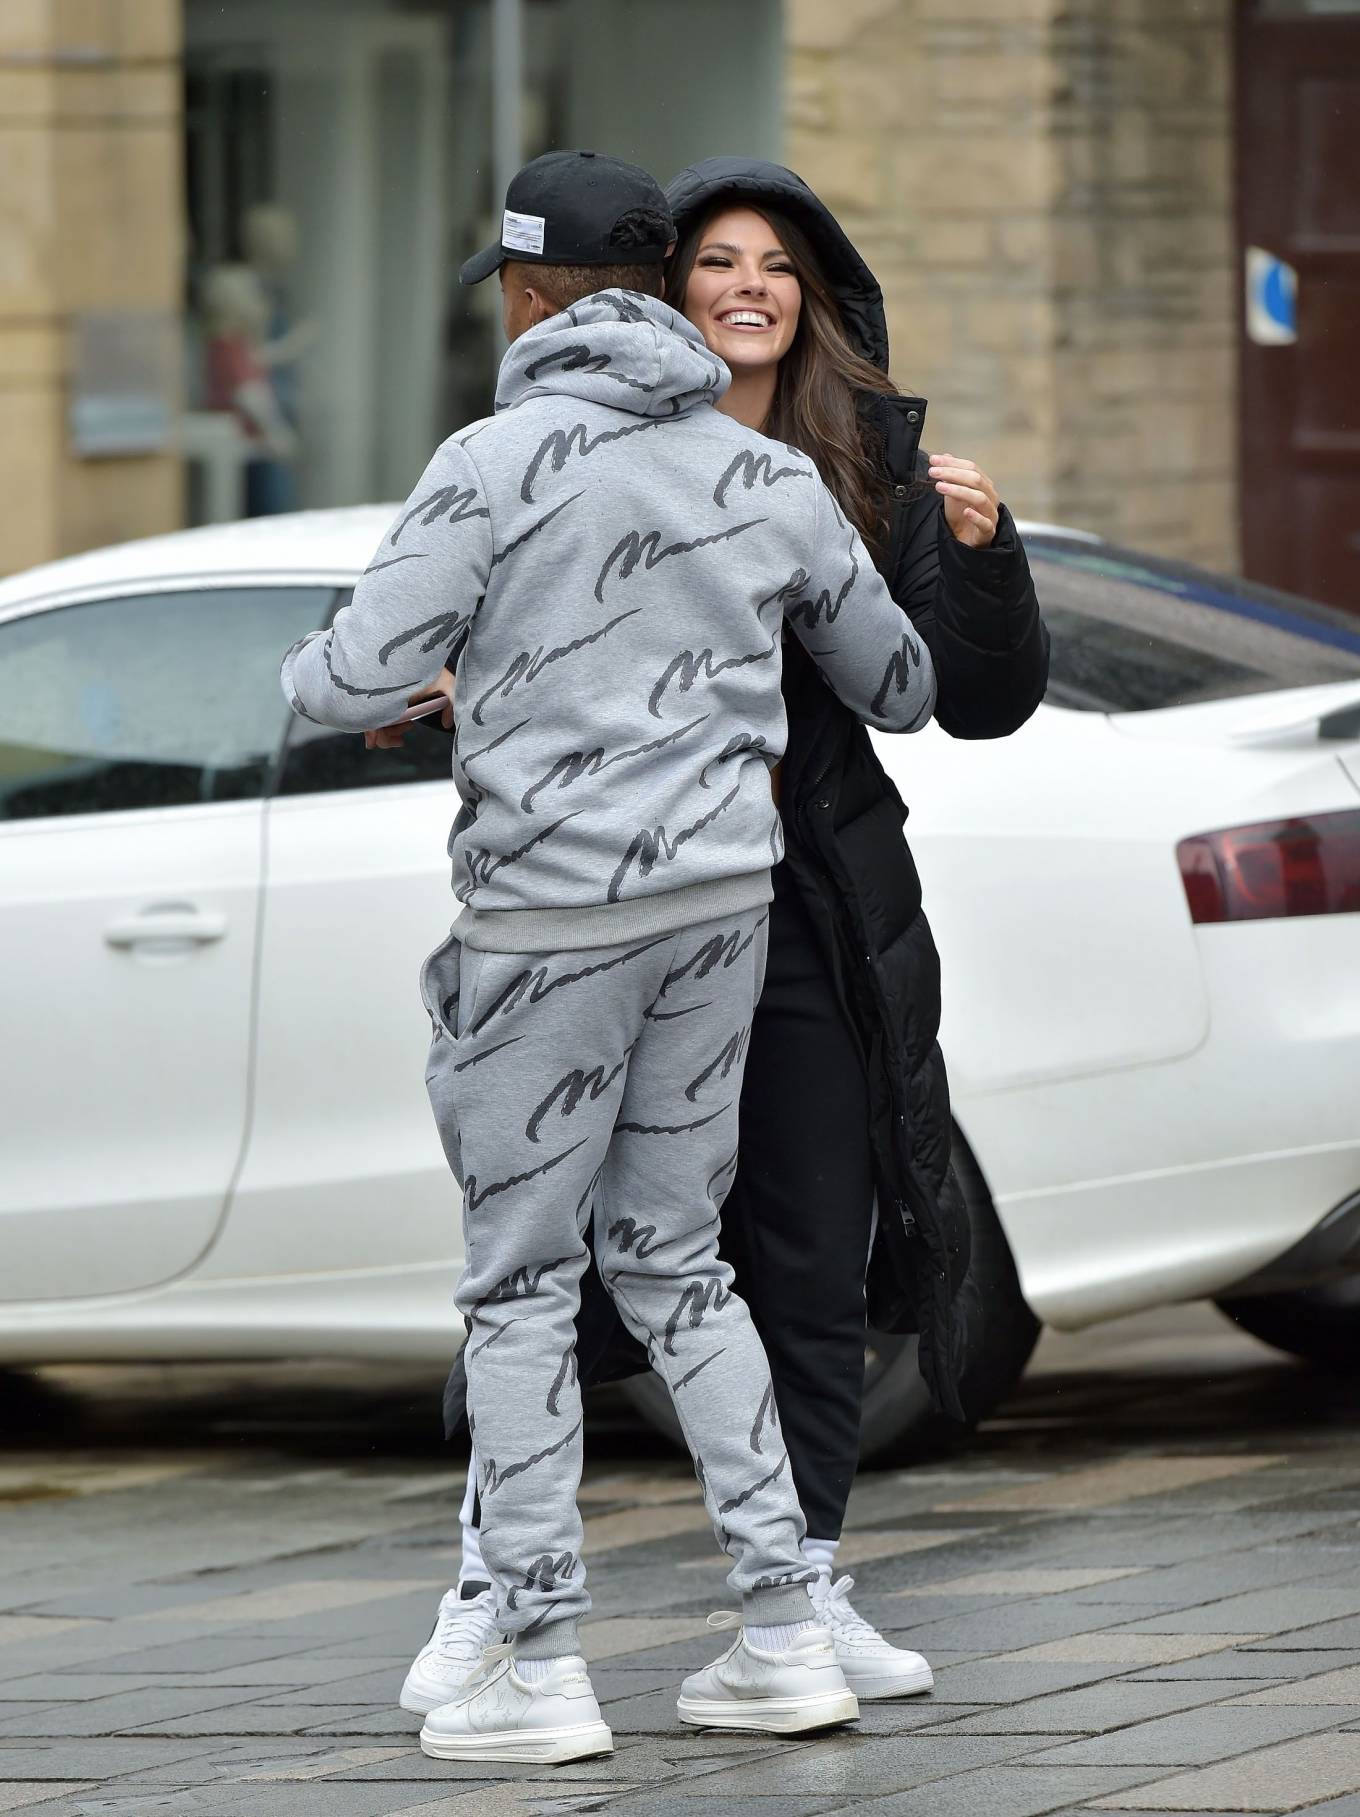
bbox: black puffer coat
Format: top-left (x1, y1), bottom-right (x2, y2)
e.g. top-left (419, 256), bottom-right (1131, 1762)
top-left (444, 159), bottom-right (1048, 1439)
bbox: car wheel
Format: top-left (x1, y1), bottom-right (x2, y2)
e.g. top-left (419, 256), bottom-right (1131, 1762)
top-left (620, 1131), bottom-right (1039, 1465)
top-left (1217, 1276), bottom-right (1360, 1372)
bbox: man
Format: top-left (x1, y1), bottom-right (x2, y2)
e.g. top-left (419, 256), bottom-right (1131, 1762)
top-left (282, 150), bottom-right (936, 1765)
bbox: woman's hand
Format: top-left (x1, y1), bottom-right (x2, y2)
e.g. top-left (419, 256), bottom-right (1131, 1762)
top-left (928, 454), bottom-right (1000, 549)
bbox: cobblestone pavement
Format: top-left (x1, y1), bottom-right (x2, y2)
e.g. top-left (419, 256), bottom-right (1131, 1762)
top-left (2, 1303), bottom-right (1358, 1816)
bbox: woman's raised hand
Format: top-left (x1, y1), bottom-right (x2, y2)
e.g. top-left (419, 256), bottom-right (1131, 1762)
top-left (928, 454), bottom-right (1000, 549)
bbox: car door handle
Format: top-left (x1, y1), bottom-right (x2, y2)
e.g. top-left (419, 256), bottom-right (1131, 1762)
top-left (104, 904), bottom-right (228, 949)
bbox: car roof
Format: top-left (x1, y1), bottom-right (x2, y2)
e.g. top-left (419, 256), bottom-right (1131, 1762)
top-left (0, 506), bottom-right (401, 613)
top-left (0, 509), bottom-right (1100, 615)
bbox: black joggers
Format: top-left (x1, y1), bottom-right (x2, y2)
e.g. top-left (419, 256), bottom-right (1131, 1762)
top-left (717, 860), bottom-right (875, 1541)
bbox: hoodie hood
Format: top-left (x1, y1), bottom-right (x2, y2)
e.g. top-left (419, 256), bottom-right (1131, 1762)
top-left (666, 157), bottom-right (889, 372)
top-left (496, 289), bottom-right (731, 419)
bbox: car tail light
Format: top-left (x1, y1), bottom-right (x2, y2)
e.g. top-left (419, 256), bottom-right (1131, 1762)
top-left (1177, 808), bottom-right (1360, 923)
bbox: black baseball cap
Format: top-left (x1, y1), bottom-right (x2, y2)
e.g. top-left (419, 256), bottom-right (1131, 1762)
top-left (460, 149), bottom-right (674, 286)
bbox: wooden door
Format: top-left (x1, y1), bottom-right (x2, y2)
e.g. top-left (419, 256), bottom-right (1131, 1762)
top-left (1237, 6), bottom-right (1360, 614)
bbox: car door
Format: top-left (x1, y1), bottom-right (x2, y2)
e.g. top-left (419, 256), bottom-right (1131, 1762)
top-left (211, 670), bottom-right (460, 1291)
top-left (0, 582), bottom-right (330, 1302)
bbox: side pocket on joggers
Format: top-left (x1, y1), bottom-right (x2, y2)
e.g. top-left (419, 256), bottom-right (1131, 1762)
top-left (419, 929), bottom-right (463, 1044)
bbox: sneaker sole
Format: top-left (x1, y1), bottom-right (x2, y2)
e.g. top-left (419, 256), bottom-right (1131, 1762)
top-left (419, 1718), bottom-right (614, 1765)
top-left (844, 1664), bottom-right (935, 1701)
top-left (677, 1688), bottom-right (859, 1735)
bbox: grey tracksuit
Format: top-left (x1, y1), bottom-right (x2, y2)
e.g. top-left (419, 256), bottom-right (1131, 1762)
top-left (281, 291), bottom-right (936, 1655)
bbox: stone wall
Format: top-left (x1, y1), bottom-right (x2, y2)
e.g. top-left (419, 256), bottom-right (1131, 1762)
top-left (0, 0), bottom-right (183, 576)
top-left (786, 0), bottom-right (1238, 571)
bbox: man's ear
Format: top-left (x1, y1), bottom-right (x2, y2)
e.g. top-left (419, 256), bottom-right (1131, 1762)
top-left (526, 287), bottom-right (562, 326)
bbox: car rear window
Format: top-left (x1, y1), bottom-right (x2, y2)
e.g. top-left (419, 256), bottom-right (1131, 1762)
top-left (1028, 541), bottom-right (1360, 713)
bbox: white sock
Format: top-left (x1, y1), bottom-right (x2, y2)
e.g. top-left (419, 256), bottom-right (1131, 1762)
top-left (458, 1455), bottom-right (489, 1588)
top-left (514, 1655), bottom-right (560, 1683)
top-left (802, 1536), bottom-right (839, 1576)
top-left (746, 1619), bottom-right (815, 1651)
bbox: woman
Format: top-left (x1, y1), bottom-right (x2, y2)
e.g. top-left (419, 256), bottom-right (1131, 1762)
top-left (404, 158), bottom-right (1047, 1712)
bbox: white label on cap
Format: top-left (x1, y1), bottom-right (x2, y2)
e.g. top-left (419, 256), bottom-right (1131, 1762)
top-left (502, 208), bottom-right (546, 255)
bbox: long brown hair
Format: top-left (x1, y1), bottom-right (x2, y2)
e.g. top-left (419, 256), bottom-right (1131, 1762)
top-left (668, 203), bottom-right (899, 554)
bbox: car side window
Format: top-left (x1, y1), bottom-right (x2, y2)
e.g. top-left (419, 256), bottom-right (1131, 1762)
top-left (275, 590), bottom-right (455, 796)
top-left (0, 587), bottom-right (329, 822)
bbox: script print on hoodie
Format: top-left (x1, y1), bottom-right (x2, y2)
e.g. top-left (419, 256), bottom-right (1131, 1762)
top-left (282, 291), bottom-right (936, 945)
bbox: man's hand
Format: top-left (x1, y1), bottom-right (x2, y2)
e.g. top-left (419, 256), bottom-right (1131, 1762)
top-left (363, 667), bottom-right (456, 751)
top-left (928, 453), bottom-right (1000, 549)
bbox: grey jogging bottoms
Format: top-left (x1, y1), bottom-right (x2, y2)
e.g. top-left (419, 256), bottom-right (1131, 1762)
top-left (422, 907), bottom-right (817, 1657)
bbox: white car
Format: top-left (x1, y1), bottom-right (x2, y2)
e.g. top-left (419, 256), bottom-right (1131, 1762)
top-left (2, 512), bottom-right (1358, 1456)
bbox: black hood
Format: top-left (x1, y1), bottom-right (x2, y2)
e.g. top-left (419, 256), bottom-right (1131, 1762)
top-left (665, 157), bottom-right (889, 372)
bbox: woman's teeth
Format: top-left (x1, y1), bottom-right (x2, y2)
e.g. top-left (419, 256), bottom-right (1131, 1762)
top-left (719, 311), bottom-right (774, 328)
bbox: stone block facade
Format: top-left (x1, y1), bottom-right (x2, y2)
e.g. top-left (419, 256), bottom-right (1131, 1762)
top-left (787, 0), bottom-right (1239, 571)
top-left (0, 0), bottom-right (183, 575)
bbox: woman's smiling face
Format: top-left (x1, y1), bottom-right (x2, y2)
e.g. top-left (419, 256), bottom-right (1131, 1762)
top-left (680, 206), bottom-right (802, 375)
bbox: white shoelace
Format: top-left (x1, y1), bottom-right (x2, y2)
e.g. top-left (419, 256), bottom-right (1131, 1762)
top-left (431, 1588), bottom-right (501, 1668)
top-left (458, 1639), bottom-right (516, 1694)
top-left (809, 1573), bottom-right (882, 1643)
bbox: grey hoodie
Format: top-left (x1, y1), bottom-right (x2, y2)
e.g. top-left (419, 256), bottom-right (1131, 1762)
top-left (281, 292), bottom-right (936, 952)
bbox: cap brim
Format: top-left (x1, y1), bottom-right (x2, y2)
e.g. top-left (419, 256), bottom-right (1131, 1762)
top-left (459, 240), bottom-right (506, 286)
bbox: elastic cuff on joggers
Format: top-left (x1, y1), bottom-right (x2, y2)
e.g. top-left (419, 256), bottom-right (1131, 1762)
top-left (514, 1617), bottom-right (582, 1661)
top-left (741, 1581), bottom-right (817, 1627)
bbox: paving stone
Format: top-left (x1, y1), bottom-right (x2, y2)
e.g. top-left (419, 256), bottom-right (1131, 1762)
top-left (1243, 1616), bottom-right (1360, 1650)
top-left (1090, 1729), bottom-right (1360, 1809)
top-left (1057, 1548), bottom-right (1360, 1609)
top-left (236, 1669), bottom-right (404, 1706)
top-left (325, 1731), bottom-right (774, 1784)
top-left (0, 1677), bottom-right (190, 1704)
top-left (928, 1660), bottom-right (1135, 1703)
top-left (1230, 1664), bottom-right (1360, 1705)
top-left (1021, 1702), bottom-right (1349, 1767)
top-left (936, 1679), bottom-right (1261, 1735)
top-left (933, 1456), bottom-right (1285, 1515)
top-left (679, 1734), bottom-right (1065, 1800)
top-left (0, 1741), bottom-right (221, 1779)
top-left (1124, 1648), bottom-right (1346, 1682)
top-left (1115, 1584), bottom-right (1360, 1638)
top-left (573, 1799), bottom-right (839, 1817)
top-left (839, 1703), bottom-right (984, 1737)
top-left (899, 1600), bottom-right (1167, 1656)
top-left (841, 1765), bottom-right (1174, 1815)
top-left (0, 1688), bottom-right (290, 1741)
top-left (901, 1569), bottom-right (1147, 1599)
top-left (56, 1795), bottom-right (225, 1815)
top-left (93, 1639), bottom-right (316, 1677)
top-left (1002, 1634), bottom-right (1257, 1668)
top-left (124, 1703), bottom-right (386, 1739)
top-left (195, 1785), bottom-right (494, 1816)
top-left (0, 1790), bottom-right (98, 1814)
top-left (581, 1619), bottom-right (712, 1663)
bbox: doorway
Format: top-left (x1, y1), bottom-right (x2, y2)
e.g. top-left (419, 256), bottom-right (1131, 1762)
top-left (1236, 3), bottom-right (1360, 613)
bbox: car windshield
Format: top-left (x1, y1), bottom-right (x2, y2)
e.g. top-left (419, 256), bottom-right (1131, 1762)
top-left (1027, 540), bottom-right (1360, 713)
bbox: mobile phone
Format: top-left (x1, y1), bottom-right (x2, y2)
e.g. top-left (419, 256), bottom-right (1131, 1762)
top-left (396, 695), bottom-right (450, 724)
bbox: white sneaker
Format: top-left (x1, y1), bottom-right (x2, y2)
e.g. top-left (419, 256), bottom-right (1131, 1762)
top-left (677, 1612), bottom-right (859, 1735)
top-left (419, 1644), bottom-right (614, 1765)
top-left (400, 1584), bottom-right (501, 1715)
top-left (808, 1570), bottom-right (934, 1700)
